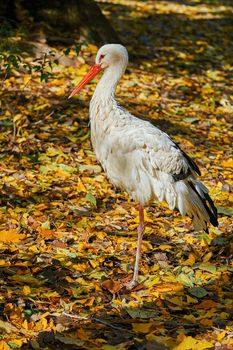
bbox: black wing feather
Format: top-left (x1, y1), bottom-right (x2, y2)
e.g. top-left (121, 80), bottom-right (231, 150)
top-left (172, 142), bottom-right (201, 181)
top-left (188, 181), bottom-right (218, 228)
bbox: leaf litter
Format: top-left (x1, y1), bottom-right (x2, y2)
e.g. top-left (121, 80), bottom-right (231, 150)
top-left (0, 0), bottom-right (233, 349)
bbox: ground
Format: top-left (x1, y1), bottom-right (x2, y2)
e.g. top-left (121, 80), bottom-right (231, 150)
top-left (0, 0), bottom-right (232, 349)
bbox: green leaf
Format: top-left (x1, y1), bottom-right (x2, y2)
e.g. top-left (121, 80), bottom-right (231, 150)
top-left (176, 273), bottom-right (195, 287)
top-left (88, 270), bottom-right (106, 279)
top-left (41, 219), bottom-right (50, 230)
top-left (213, 236), bottom-right (229, 247)
top-left (196, 232), bottom-right (211, 243)
top-left (63, 48), bottom-right (70, 56)
top-left (126, 308), bottom-right (158, 319)
top-left (216, 205), bottom-right (233, 217)
top-left (199, 263), bottom-right (216, 274)
top-left (189, 287), bottom-right (208, 298)
top-left (40, 73), bottom-right (49, 82)
top-left (46, 146), bottom-right (62, 157)
top-left (85, 192), bottom-right (97, 207)
top-left (11, 274), bottom-right (44, 286)
top-left (183, 117), bottom-right (199, 123)
top-left (24, 309), bottom-right (33, 316)
top-left (0, 120), bottom-right (12, 127)
top-left (74, 44), bottom-right (82, 56)
top-left (25, 154), bottom-right (39, 164)
top-left (69, 252), bottom-right (77, 259)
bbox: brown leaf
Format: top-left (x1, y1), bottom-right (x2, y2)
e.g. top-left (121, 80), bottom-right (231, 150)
top-left (102, 279), bottom-right (123, 294)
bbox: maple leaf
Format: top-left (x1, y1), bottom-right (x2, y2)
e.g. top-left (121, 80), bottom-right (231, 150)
top-left (0, 229), bottom-right (25, 243)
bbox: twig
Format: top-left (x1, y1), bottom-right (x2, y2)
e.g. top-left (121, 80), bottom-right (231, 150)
top-left (62, 312), bottom-right (132, 332)
top-left (92, 317), bottom-right (132, 332)
top-left (62, 312), bottom-right (89, 320)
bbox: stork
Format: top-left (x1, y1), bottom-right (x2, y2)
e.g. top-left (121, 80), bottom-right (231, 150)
top-left (69, 44), bottom-right (218, 288)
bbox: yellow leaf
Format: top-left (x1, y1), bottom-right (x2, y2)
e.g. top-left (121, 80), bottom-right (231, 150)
top-left (159, 244), bottom-right (173, 250)
top-left (148, 92), bottom-right (159, 99)
top-left (21, 320), bottom-right (28, 330)
top-left (13, 113), bottom-right (23, 122)
top-left (34, 203), bottom-right (49, 210)
top-left (114, 205), bottom-right (128, 215)
top-left (145, 226), bottom-right (155, 234)
top-left (132, 323), bottom-right (152, 333)
top-left (142, 241), bottom-right (153, 251)
top-left (38, 228), bottom-right (54, 238)
top-left (127, 301), bottom-right (139, 308)
top-left (72, 263), bottom-right (88, 271)
top-left (0, 229), bottom-right (25, 243)
top-left (168, 296), bottom-right (183, 306)
top-left (8, 339), bottom-right (24, 347)
top-left (184, 253), bottom-right (196, 266)
top-left (155, 283), bottom-right (184, 293)
top-left (54, 169), bottom-right (71, 178)
top-left (186, 295), bottom-right (198, 304)
top-left (76, 179), bottom-right (87, 192)
top-left (28, 245), bottom-right (39, 253)
top-left (217, 331), bottom-right (226, 341)
top-left (130, 292), bottom-right (143, 302)
top-left (143, 275), bottom-right (161, 287)
top-left (222, 158), bottom-right (233, 168)
top-left (76, 297), bottom-right (95, 306)
top-left (128, 224), bottom-right (138, 230)
top-left (228, 338), bottom-right (233, 346)
top-left (23, 285), bottom-right (31, 295)
top-left (203, 252), bottom-right (212, 262)
top-left (5, 110), bottom-right (11, 117)
top-left (0, 341), bottom-right (11, 350)
top-left (144, 211), bottom-right (154, 223)
top-left (195, 340), bottom-right (214, 350)
top-left (174, 336), bottom-right (197, 350)
top-left (34, 103), bottom-right (49, 111)
top-left (185, 236), bottom-right (196, 244)
top-left (42, 291), bottom-right (59, 298)
top-left (33, 318), bottom-right (48, 332)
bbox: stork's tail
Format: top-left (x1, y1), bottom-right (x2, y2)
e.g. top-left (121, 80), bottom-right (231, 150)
top-left (175, 179), bottom-right (218, 232)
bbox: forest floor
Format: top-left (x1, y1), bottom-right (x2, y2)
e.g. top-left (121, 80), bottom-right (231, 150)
top-left (0, 0), bottom-right (233, 349)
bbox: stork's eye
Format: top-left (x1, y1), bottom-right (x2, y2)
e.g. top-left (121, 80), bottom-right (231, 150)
top-left (99, 54), bottom-right (105, 61)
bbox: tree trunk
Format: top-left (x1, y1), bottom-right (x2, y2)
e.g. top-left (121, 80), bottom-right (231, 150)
top-left (1, 0), bottom-right (121, 45)
top-left (0, 0), bottom-right (18, 26)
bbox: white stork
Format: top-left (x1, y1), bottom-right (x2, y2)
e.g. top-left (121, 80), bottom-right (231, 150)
top-left (69, 44), bottom-right (218, 288)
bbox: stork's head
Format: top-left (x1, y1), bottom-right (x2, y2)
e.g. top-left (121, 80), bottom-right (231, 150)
top-left (68, 44), bottom-right (128, 98)
top-left (95, 44), bottom-right (128, 71)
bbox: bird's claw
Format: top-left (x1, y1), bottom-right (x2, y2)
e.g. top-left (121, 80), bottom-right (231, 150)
top-left (124, 279), bottom-right (138, 290)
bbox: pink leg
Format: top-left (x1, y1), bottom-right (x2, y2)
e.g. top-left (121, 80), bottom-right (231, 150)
top-left (131, 203), bottom-right (145, 287)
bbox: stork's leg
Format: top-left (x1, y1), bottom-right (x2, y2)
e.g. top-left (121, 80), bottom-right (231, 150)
top-left (127, 203), bottom-right (145, 289)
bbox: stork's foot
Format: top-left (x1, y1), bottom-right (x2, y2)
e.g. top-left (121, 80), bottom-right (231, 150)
top-left (124, 279), bottom-right (138, 290)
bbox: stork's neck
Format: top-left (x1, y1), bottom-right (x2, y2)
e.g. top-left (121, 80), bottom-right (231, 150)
top-left (91, 65), bottom-right (123, 104)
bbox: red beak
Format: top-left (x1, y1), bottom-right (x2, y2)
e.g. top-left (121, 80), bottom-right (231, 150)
top-left (68, 63), bottom-right (102, 98)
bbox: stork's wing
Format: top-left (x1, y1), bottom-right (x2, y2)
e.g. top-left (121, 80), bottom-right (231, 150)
top-left (112, 115), bottom-right (200, 181)
top-left (171, 141), bottom-right (201, 180)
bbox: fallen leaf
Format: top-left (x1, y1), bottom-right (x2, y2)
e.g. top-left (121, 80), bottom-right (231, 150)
top-left (189, 287), bottom-right (208, 298)
top-left (102, 279), bottom-right (123, 294)
top-left (0, 229), bottom-right (25, 243)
